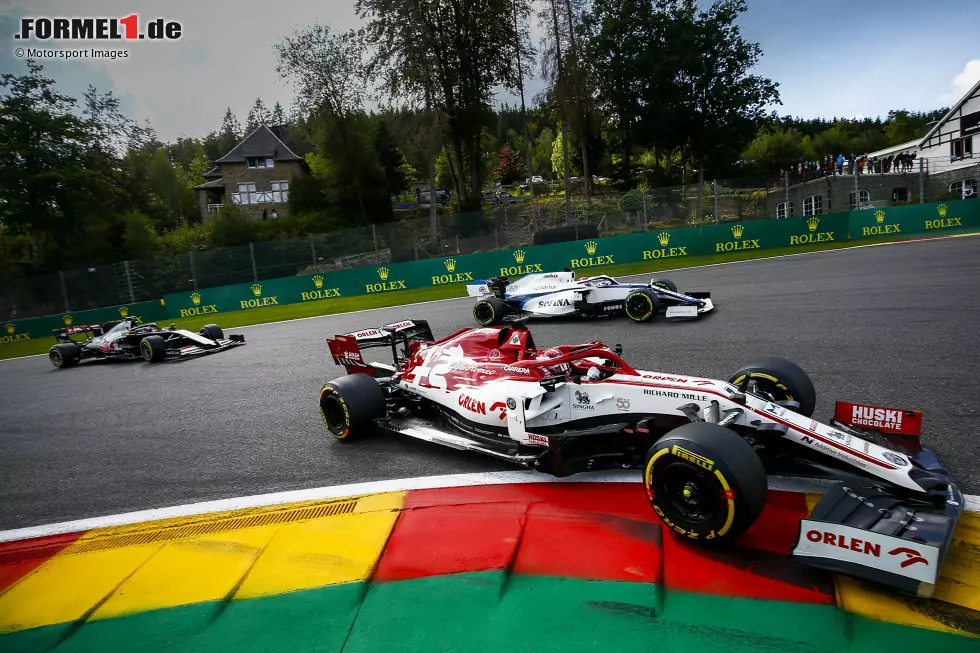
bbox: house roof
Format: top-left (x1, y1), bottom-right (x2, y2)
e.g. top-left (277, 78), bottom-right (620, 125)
top-left (214, 124), bottom-right (303, 164)
top-left (918, 76), bottom-right (980, 146)
top-left (202, 166), bottom-right (221, 179)
top-left (866, 139), bottom-right (919, 159)
top-left (192, 178), bottom-right (226, 190)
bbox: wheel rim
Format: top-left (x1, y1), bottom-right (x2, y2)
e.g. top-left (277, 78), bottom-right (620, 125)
top-left (626, 294), bottom-right (652, 320)
top-left (50, 349), bottom-right (62, 367)
top-left (656, 462), bottom-right (721, 525)
top-left (141, 340), bottom-right (152, 361)
top-left (474, 302), bottom-right (494, 325)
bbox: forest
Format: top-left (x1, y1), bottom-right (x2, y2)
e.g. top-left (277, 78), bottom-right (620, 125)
top-left (0, 0), bottom-right (948, 280)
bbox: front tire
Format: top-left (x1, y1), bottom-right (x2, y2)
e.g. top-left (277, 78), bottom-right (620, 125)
top-left (140, 335), bottom-right (167, 362)
top-left (624, 289), bottom-right (661, 322)
top-left (728, 357), bottom-right (816, 417)
top-left (644, 422), bottom-right (767, 543)
top-left (200, 324), bottom-right (223, 340)
top-left (473, 296), bottom-right (507, 326)
top-left (319, 373), bottom-right (386, 441)
top-left (651, 278), bottom-right (677, 292)
top-left (49, 343), bottom-right (81, 369)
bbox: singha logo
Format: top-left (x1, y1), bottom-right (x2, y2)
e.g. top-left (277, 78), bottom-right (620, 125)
top-left (731, 224), bottom-right (744, 239)
top-left (574, 390), bottom-right (590, 404)
top-left (874, 210), bottom-right (885, 224)
top-left (5, 323), bottom-right (14, 335)
top-left (62, 314), bottom-right (73, 326)
top-left (513, 249), bottom-right (526, 263)
top-left (807, 216), bottom-right (819, 232)
top-left (312, 275), bottom-right (324, 289)
top-left (584, 241), bottom-right (597, 255)
top-left (191, 292), bottom-right (201, 306)
top-left (657, 232), bottom-right (670, 246)
top-left (119, 306), bottom-right (129, 317)
top-left (251, 283), bottom-right (262, 297)
top-left (377, 267), bottom-right (390, 280)
top-left (444, 258), bottom-right (456, 272)
top-left (938, 204), bottom-right (948, 218)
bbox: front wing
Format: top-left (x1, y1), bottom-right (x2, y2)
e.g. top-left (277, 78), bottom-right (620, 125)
top-left (172, 336), bottom-right (245, 359)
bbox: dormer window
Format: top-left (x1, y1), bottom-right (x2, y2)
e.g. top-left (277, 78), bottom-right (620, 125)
top-left (247, 157), bottom-right (274, 169)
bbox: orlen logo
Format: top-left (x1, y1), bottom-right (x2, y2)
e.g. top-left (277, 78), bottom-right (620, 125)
top-left (851, 405), bottom-right (902, 429)
top-left (15, 16), bottom-right (183, 41)
top-left (459, 394), bottom-right (487, 415)
top-left (805, 529), bottom-right (882, 557)
top-left (889, 547), bottom-right (929, 568)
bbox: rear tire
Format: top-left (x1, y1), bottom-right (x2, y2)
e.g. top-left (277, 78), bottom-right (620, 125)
top-left (624, 289), bottom-right (660, 322)
top-left (140, 335), bottom-right (167, 362)
top-left (728, 357), bottom-right (816, 417)
top-left (49, 343), bottom-right (81, 369)
top-left (473, 296), bottom-right (507, 326)
top-left (319, 373), bottom-right (386, 441)
top-left (200, 324), bottom-right (223, 340)
top-left (644, 422), bottom-right (767, 544)
top-left (651, 279), bottom-right (677, 292)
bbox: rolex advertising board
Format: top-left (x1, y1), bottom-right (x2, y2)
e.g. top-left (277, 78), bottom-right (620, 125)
top-left (1, 300), bottom-right (167, 347)
top-left (849, 201), bottom-right (979, 239)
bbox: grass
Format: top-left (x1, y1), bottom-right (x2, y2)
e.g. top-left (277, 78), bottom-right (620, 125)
top-left (4, 228), bottom-right (977, 362)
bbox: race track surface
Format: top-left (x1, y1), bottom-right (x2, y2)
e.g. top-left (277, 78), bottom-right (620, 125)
top-left (2, 236), bottom-right (979, 529)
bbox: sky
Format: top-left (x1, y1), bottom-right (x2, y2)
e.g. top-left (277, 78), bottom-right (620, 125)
top-left (1, 0), bottom-right (978, 142)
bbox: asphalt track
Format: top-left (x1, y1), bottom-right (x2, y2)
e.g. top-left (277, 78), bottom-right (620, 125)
top-left (2, 236), bottom-right (979, 530)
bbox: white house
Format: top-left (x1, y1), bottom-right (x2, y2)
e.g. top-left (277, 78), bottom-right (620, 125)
top-left (916, 76), bottom-right (979, 197)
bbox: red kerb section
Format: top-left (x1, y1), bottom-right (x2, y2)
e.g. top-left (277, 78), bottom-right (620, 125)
top-left (0, 531), bottom-right (83, 592)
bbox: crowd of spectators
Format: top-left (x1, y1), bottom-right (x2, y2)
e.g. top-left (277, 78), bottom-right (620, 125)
top-left (784, 152), bottom-right (919, 184)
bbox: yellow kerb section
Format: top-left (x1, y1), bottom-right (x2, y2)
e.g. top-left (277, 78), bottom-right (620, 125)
top-left (0, 492), bottom-right (405, 633)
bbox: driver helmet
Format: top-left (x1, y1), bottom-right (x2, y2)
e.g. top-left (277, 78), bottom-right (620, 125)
top-left (535, 347), bottom-right (570, 376)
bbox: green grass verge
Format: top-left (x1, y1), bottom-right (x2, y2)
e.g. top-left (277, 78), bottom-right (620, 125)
top-left (4, 229), bottom-right (977, 362)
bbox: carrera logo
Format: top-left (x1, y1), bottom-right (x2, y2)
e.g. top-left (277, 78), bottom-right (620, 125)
top-left (503, 364), bottom-right (530, 375)
top-left (795, 520), bottom-right (939, 583)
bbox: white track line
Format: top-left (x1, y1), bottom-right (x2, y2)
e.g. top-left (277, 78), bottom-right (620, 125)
top-left (5, 229), bottom-right (977, 363)
top-left (1, 471), bottom-right (976, 543)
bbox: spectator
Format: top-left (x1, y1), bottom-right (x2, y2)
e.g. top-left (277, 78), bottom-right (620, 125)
top-left (262, 208), bottom-right (268, 221)
top-left (271, 207), bottom-right (279, 219)
top-left (836, 154), bottom-right (844, 175)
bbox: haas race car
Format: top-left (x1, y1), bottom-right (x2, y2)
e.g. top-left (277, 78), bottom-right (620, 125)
top-left (321, 319), bottom-right (961, 597)
top-left (465, 271), bottom-right (713, 325)
top-left (48, 317), bottom-right (245, 368)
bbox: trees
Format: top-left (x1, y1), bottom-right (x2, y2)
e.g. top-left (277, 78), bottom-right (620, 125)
top-left (742, 127), bottom-right (805, 174)
top-left (492, 145), bottom-right (525, 185)
top-left (245, 97), bottom-right (269, 132)
top-left (358, 0), bottom-right (533, 211)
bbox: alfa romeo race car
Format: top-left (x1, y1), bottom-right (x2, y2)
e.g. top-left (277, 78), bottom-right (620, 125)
top-left (465, 271), bottom-right (713, 325)
top-left (48, 317), bottom-right (245, 368)
top-left (320, 319), bottom-right (961, 597)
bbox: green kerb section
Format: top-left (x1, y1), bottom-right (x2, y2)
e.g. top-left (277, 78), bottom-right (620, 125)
top-left (1, 573), bottom-right (975, 652)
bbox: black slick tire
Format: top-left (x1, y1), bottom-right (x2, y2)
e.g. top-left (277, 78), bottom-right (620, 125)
top-left (473, 296), bottom-right (507, 326)
top-left (319, 373), bottom-right (386, 441)
top-left (140, 335), bottom-right (167, 362)
top-left (624, 289), bottom-right (660, 322)
top-left (651, 279), bottom-right (677, 292)
top-left (49, 343), bottom-right (81, 369)
top-left (644, 422), bottom-right (767, 544)
top-left (728, 357), bottom-right (816, 417)
top-left (200, 324), bottom-right (224, 340)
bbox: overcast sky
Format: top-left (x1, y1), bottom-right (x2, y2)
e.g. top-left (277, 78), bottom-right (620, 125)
top-left (1, 0), bottom-right (978, 142)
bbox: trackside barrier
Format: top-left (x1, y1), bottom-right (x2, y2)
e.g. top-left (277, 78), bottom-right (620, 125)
top-left (0, 300), bottom-right (168, 347)
top-left (3, 200), bottom-right (978, 343)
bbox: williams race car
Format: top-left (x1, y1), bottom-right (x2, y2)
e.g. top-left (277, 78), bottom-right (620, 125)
top-left (465, 271), bottom-right (713, 325)
top-left (321, 319), bottom-right (961, 597)
top-left (48, 317), bottom-right (245, 368)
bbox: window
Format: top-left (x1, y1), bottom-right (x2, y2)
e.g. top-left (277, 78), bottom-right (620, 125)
top-left (802, 195), bottom-right (822, 216)
top-left (238, 182), bottom-right (256, 193)
top-left (950, 179), bottom-right (977, 199)
top-left (891, 188), bottom-right (910, 203)
top-left (848, 189), bottom-right (871, 210)
top-left (776, 201), bottom-right (794, 218)
top-left (951, 138), bottom-right (973, 160)
top-left (247, 157), bottom-right (275, 169)
top-left (271, 180), bottom-right (290, 203)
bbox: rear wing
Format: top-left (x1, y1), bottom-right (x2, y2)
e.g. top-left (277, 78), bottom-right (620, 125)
top-left (53, 324), bottom-right (102, 342)
top-left (327, 319), bottom-right (434, 375)
top-left (466, 276), bottom-right (508, 298)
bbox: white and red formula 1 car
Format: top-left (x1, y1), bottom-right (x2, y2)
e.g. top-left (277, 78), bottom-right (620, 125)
top-left (320, 319), bottom-right (962, 597)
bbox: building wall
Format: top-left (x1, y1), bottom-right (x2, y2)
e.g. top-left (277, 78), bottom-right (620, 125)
top-left (220, 160), bottom-right (306, 218)
top-left (766, 163), bottom-right (980, 218)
